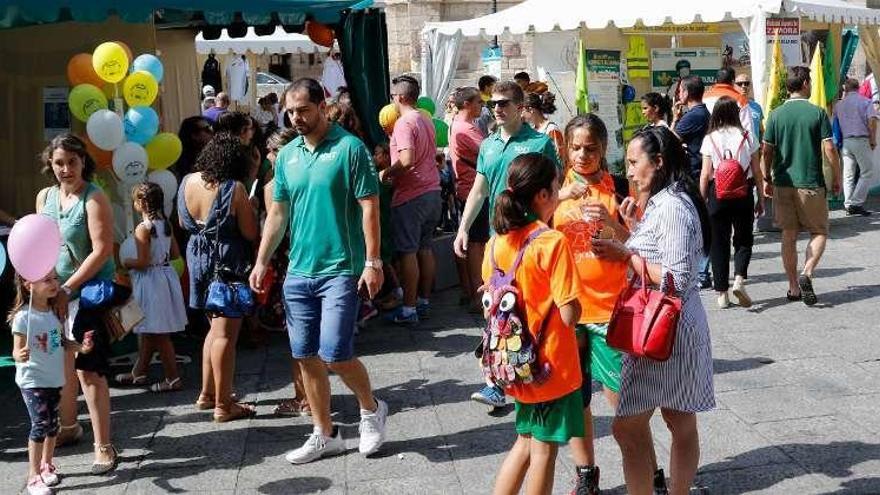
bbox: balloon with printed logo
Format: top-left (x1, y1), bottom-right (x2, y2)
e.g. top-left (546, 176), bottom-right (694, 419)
top-left (124, 106), bottom-right (160, 145)
top-left (433, 118), bottom-right (449, 147)
top-left (92, 42), bottom-right (130, 83)
top-left (8, 215), bottom-right (61, 282)
top-left (132, 54), bottom-right (164, 83)
top-left (113, 142), bottom-right (148, 184)
top-left (68, 84), bottom-right (108, 122)
top-left (378, 104), bottom-right (399, 135)
top-left (123, 71), bottom-right (159, 107)
top-left (416, 96), bottom-right (436, 116)
top-left (82, 136), bottom-right (112, 170)
top-left (67, 53), bottom-right (105, 87)
top-left (147, 169), bottom-right (177, 216)
top-left (86, 110), bottom-right (124, 151)
top-left (145, 133), bottom-right (183, 171)
top-left (116, 41), bottom-right (134, 66)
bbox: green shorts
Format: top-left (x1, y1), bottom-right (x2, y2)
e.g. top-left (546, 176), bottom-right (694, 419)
top-left (514, 389), bottom-right (585, 444)
top-left (576, 323), bottom-right (623, 403)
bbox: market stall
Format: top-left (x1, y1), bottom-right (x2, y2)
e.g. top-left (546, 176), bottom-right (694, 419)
top-left (421, 0), bottom-right (880, 166)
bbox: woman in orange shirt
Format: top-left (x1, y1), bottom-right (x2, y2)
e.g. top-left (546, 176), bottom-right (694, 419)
top-left (555, 115), bottom-right (668, 495)
top-left (484, 153), bottom-right (584, 495)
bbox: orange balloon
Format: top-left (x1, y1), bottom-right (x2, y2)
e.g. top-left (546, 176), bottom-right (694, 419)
top-left (115, 41), bottom-right (134, 67)
top-left (83, 135), bottom-right (112, 170)
top-left (306, 21), bottom-right (335, 48)
top-left (67, 53), bottom-right (105, 87)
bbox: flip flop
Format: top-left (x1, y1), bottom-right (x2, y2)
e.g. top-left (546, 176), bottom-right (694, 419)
top-left (798, 274), bottom-right (818, 306)
top-left (114, 373), bottom-right (148, 386)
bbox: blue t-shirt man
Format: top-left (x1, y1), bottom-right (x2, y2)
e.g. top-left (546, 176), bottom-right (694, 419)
top-left (674, 103), bottom-right (710, 179)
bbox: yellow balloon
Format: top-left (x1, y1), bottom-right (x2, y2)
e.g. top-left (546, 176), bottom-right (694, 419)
top-left (123, 71), bottom-right (159, 107)
top-left (92, 42), bottom-right (130, 83)
top-left (378, 104), bottom-right (399, 135)
top-left (146, 133), bottom-right (183, 171)
top-left (68, 84), bottom-right (108, 122)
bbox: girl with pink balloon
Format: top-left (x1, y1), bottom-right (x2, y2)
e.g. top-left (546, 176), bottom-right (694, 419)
top-left (35, 134), bottom-right (119, 474)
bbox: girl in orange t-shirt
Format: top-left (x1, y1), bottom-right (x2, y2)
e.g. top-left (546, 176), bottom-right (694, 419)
top-left (483, 152), bottom-right (584, 495)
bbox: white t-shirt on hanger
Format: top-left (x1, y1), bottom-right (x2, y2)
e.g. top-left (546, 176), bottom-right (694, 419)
top-left (226, 56), bottom-right (249, 102)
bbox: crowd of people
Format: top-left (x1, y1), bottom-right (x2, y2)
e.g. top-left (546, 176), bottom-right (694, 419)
top-left (5, 60), bottom-right (876, 495)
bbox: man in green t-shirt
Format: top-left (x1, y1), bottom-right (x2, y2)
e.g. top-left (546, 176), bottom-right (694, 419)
top-left (250, 78), bottom-right (388, 464)
top-left (452, 80), bottom-right (559, 410)
top-left (761, 66), bottom-right (842, 306)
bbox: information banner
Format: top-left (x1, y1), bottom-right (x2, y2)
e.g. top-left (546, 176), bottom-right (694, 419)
top-left (766, 17), bottom-right (802, 67)
top-left (585, 50), bottom-right (623, 163)
top-left (43, 87), bottom-right (70, 141)
top-left (651, 47), bottom-right (721, 99)
top-left (481, 46), bottom-right (502, 80)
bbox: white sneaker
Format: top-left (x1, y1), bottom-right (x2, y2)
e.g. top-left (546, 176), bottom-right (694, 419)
top-left (358, 398), bottom-right (388, 456)
top-left (40, 463), bottom-right (59, 487)
top-left (26, 475), bottom-right (51, 495)
top-left (284, 427), bottom-right (345, 464)
top-left (717, 292), bottom-right (730, 309)
top-left (732, 279), bottom-right (752, 308)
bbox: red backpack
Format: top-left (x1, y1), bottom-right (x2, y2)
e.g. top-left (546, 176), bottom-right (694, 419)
top-left (710, 132), bottom-right (749, 200)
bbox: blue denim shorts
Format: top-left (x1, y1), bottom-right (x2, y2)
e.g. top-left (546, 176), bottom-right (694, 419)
top-left (283, 275), bottom-right (359, 362)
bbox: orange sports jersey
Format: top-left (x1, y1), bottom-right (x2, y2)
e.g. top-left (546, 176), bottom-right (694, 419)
top-left (482, 221), bottom-right (583, 404)
top-left (553, 170), bottom-right (630, 324)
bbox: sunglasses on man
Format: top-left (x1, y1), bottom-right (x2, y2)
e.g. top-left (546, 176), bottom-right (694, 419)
top-left (735, 81), bottom-right (752, 88)
top-left (487, 99), bottom-right (514, 109)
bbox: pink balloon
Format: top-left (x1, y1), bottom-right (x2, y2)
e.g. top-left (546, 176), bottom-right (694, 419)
top-left (8, 214), bottom-right (62, 282)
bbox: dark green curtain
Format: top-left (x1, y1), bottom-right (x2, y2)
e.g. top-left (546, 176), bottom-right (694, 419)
top-left (338, 8), bottom-right (389, 149)
top-left (840, 30), bottom-right (859, 80)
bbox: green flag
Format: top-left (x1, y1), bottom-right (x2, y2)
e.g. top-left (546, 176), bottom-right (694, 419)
top-left (575, 38), bottom-right (589, 114)
top-left (823, 34), bottom-right (839, 105)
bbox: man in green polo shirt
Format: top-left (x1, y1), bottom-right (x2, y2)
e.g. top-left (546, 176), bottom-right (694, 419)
top-left (762, 66), bottom-right (842, 306)
top-left (452, 80), bottom-right (559, 409)
top-left (250, 78), bottom-right (389, 464)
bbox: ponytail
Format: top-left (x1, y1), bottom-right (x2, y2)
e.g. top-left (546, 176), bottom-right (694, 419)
top-left (492, 152), bottom-right (558, 234)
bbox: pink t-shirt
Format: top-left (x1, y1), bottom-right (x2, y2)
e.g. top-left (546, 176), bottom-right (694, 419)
top-left (390, 109), bottom-right (440, 207)
top-left (449, 115), bottom-right (485, 201)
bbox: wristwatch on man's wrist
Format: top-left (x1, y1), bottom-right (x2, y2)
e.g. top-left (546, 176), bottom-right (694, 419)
top-left (61, 285), bottom-right (73, 297)
top-left (364, 258), bottom-right (383, 270)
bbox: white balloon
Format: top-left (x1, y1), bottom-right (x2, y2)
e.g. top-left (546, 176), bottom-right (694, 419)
top-left (146, 169), bottom-right (178, 217)
top-left (113, 142), bottom-right (148, 184)
top-left (86, 110), bottom-right (124, 151)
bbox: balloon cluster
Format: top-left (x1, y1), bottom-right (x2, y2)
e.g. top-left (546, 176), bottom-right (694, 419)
top-left (378, 96), bottom-right (448, 148)
top-left (66, 41), bottom-right (182, 215)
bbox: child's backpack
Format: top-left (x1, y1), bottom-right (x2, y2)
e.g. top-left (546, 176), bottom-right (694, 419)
top-left (477, 227), bottom-right (551, 388)
top-left (710, 132), bottom-right (750, 200)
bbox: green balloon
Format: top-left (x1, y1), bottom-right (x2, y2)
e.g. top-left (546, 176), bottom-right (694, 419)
top-left (417, 96), bottom-right (436, 116)
top-left (68, 84), bottom-right (108, 122)
top-left (433, 118), bottom-right (449, 147)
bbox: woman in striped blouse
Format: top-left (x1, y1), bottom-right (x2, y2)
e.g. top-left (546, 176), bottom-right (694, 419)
top-left (592, 126), bottom-right (715, 495)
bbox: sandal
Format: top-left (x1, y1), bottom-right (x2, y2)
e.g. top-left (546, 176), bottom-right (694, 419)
top-left (151, 377), bottom-right (183, 393)
top-left (273, 398), bottom-right (311, 417)
top-left (56, 422), bottom-right (84, 447)
top-left (798, 274), bottom-right (817, 306)
top-left (90, 443), bottom-right (119, 475)
top-left (786, 291), bottom-right (802, 301)
top-left (114, 373), bottom-right (148, 386)
top-left (213, 402), bottom-right (257, 423)
top-left (195, 391), bottom-right (240, 410)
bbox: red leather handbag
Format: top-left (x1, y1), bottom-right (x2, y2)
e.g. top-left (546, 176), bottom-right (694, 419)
top-left (606, 256), bottom-right (682, 361)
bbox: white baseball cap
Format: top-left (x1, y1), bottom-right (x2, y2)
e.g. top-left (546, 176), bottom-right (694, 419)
top-left (202, 85), bottom-right (216, 97)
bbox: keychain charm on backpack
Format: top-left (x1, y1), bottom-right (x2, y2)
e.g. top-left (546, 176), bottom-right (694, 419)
top-left (478, 228), bottom-right (552, 391)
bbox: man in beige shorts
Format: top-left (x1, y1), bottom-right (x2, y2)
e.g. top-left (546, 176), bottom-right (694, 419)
top-left (761, 66), bottom-right (841, 306)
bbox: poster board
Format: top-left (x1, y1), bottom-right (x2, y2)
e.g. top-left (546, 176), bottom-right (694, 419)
top-left (42, 87), bottom-right (70, 141)
top-left (651, 47), bottom-right (721, 99)
top-left (481, 46), bottom-right (502, 79)
top-left (585, 50), bottom-right (623, 163)
top-left (766, 17), bottom-right (802, 67)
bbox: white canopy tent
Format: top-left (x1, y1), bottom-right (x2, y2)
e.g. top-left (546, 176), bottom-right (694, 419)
top-left (195, 25), bottom-right (321, 55)
top-left (420, 0), bottom-right (880, 114)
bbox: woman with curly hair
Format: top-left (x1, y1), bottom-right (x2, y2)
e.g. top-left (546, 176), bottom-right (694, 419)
top-left (523, 91), bottom-right (564, 158)
top-left (178, 132), bottom-right (259, 422)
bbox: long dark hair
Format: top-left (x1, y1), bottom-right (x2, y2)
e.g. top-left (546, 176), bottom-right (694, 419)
top-left (708, 96), bottom-right (743, 133)
top-left (630, 126), bottom-right (711, 254)
top-left (641, 92), bottom-right (672, 124)
top-left (563, 114), bottom-right (609, 171)
top-left (132, 182), bottom-right (171, 238)
top-left (493, 152), bottom-right (558, 235)
top-left (40, 134), bottom-right (96, 184)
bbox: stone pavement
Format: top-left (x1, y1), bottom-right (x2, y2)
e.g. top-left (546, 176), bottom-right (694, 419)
top-left (1, 204), bottom-right (879, 494)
